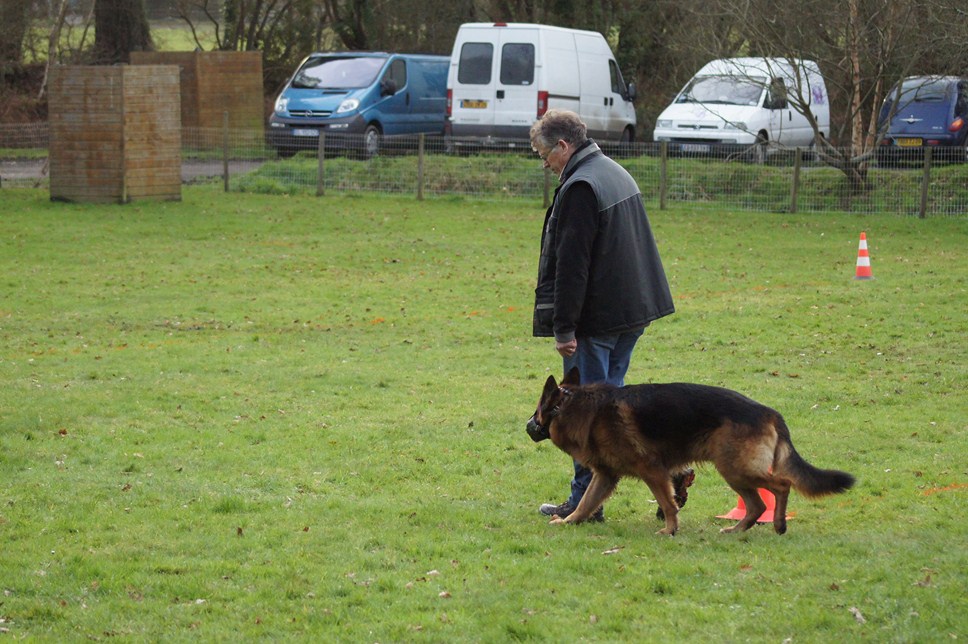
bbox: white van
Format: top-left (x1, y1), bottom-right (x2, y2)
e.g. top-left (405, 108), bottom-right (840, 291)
top-left (446, 22), bottom-right (637, 147)
top-left (652, 57), bottom-right (829, 158)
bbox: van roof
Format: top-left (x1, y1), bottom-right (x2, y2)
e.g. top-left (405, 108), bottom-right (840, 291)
top-left (305, 51), bottom-right (448, 60)
top-left (456, 22), bottom-right (603, 37)
top-left (696, 57), bottom-right (819, 77)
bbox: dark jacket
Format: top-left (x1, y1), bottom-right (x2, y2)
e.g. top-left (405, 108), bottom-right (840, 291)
top-left (533, 141), bottom-right (674, 341)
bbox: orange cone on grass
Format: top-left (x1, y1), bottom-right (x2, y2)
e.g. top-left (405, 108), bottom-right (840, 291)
top-left (854, 232), bottom-right (873, 280)
top-left (717, 489), bottom-right (785, 524)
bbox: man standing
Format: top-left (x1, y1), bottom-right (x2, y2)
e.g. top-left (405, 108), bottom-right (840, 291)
top-left (530, 109), bottom-right (685, 522)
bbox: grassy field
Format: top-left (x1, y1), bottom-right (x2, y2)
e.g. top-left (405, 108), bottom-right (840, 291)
top-left (1, 187), bottom-right (965, 640)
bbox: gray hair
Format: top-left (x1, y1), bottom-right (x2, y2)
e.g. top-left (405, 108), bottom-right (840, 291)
top-left (530, 109), bottom-right (588, 151)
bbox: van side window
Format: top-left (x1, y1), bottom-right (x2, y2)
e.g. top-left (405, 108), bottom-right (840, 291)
top-left (458, 43), bottom-right (493, 84)
top-left (386, 59), bottom-right (407, 90)
top-left (500, 43), bottom-right (534, 85)
top-left (609, 60), bottom-right (626, 96)
top-left (765, 78), bottom-right (788, 110)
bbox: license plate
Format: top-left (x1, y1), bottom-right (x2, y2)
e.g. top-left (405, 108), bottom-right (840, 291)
top-left (292, 128), bottom-right (319, 137)
top-left (896, 138), bottom-right (922, 147)
top-left (681, 143), bottom-right (710, 153)
top-left (461, 99), bottom-right (488, 109)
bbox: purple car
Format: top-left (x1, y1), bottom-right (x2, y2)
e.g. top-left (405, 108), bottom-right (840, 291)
top-left (876, 75), bottom-right (968, 165)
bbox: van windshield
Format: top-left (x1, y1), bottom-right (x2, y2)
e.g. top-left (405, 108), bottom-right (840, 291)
top-left (291, 55), bottom-right (388, 90)
top-left (677, 75), bottom-right (767, 106)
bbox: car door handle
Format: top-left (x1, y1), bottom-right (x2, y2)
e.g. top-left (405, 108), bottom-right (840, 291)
top-left (497, 90), bottom-right (505, 99)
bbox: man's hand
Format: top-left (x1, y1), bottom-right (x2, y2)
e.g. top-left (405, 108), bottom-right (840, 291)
top-left (556, 339), bottom-right (577, 357)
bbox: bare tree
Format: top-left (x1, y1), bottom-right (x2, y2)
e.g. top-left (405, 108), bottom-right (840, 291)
top-left (686, 0), bottom-right (963, 190)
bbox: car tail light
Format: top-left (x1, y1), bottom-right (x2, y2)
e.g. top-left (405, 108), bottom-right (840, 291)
top-left (537, 91), bottom-right (549, 117)
top-left (949, 116), bottom-right (964, 132)
top-left (446, 89), bottom-right (452, 117)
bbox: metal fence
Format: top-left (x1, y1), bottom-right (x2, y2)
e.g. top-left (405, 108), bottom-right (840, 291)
top-left (2, 122), bottom-right (967, 217)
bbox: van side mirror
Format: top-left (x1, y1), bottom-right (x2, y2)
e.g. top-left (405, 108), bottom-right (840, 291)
top-left (381, 78), bottom-right (398, 96)
top-left (627, 82), bottom-right (637, 102)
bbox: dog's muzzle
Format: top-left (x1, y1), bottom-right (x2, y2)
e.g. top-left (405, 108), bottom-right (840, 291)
top-left (526, 414), bottom-right (550, 442)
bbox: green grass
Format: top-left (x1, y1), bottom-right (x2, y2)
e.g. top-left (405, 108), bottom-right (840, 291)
top-left (1, 187), bottom-right (966, 640)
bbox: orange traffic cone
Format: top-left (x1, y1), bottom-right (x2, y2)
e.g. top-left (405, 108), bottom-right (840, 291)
top-left (717, 489), bottom-right (785, 523)
top-left (854, 232), bottom-right (873, 280)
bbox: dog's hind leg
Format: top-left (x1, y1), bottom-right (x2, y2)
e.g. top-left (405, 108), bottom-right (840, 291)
top-left (720, 487), bottom-right (766, 533)
top-left (766, 479), bottom-right (792, 535)
top-left (554, 471), bottom-right (617, 525)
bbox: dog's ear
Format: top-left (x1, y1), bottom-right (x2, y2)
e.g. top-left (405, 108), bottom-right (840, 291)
top-left (563, 366), bottom-right (581, 386)
top-left (542, 374), bottom-right (558, 399)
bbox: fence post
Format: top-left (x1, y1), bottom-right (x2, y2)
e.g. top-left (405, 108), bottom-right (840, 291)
top-left (417, 134), bottom-right (425, 201)
top-left (222, 111), bottom-right (229, 193)
top-left (919, 147), bottom-right (932, 218)
top-left (790, 147), bottom-right (802, 213)
top-left (659, 142), bottom-right (668, 210)
top-left (316, 133), bottom-right (326, 197)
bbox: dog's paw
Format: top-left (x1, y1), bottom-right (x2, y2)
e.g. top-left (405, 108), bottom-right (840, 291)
top-left (549, 515), bottom-right (566, 525)
top-left (656, 527), bottom-right (677, 536)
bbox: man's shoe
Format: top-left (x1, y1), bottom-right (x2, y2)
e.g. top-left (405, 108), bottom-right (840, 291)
top-left (656, 468), bottom-right (696, 520)
top-left (539, 501), bottom-right (604, 523)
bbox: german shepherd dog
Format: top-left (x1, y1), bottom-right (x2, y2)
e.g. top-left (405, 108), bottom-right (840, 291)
top-left (526, 368), bottom-right (855, 535)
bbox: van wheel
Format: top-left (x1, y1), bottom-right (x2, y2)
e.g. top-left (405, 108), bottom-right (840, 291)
top-left (362, 125), bottom-right (382, 158)
top-left (751, 133), bottom-right (768, 164)
top-left (617, 127), bottom-right (634, 157)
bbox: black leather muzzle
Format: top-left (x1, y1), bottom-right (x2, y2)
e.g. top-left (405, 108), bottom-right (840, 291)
top-left (526, 414), bottom-right (550, 442)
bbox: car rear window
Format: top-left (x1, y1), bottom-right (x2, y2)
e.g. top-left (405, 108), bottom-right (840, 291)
top-left (458, 43), bottom-right (493, 85)
top-left (500, 43), bottom-right (535, 86)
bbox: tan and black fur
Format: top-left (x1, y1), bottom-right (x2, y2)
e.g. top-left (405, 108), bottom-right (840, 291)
top-left (531, 367), bottom-right (855, 535)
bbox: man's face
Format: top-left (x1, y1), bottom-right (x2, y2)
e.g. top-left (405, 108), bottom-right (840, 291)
top-left (534, 139), bottom-right (571, 176)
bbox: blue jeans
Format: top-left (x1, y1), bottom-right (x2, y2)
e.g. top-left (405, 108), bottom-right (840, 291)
top-left (562, 329), bottom-right (644, 507)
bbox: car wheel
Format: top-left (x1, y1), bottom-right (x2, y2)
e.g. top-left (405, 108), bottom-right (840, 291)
top-left (362, 125), bottom-right (382, 158)
top-left (276, 146), bottom-right (298, 159)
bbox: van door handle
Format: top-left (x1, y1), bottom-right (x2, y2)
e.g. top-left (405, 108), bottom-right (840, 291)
top-left (497, 90), bottom-right (505, 99)
top-left (406, 92), bottom-right (410, 106)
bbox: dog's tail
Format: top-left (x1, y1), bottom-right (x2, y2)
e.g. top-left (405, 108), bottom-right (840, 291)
top-left (776, 425), bottom-right (855, 498)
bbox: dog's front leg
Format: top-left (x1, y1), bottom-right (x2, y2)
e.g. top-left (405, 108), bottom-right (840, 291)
top-left (551, 471), bottom-right (617, 525)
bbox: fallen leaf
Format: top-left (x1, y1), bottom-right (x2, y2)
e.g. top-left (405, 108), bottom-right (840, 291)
top-left (848, 606), bottom-right (866, 624)
top-left (439, 591), bottom-right (451, 598)
top-left (602, 546), bottom-right (622, 555)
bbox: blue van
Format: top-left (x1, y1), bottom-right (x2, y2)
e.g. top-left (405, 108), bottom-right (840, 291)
top-left (876, 75), bottom-right (968, 165)
top-left (267, 52), bottom-right (449, 158)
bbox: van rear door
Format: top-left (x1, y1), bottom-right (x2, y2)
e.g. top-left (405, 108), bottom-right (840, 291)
top-left (452, 36), bottom-right (496, 135)
top-left (493, 27), bottom-right (539, 137)
top-left (450, 25), bottom-right (539, 138)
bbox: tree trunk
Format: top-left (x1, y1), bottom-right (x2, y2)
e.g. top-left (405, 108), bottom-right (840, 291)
top-left (93, 0), bottom-right (153, 64)
top-left (0, 0), bottom-right (30, 66)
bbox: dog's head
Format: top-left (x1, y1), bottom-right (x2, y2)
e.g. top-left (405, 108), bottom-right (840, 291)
top-left (525, 367), bottom-right (580, 442)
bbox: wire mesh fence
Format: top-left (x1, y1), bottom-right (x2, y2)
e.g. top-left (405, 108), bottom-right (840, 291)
top-left (2, 122), bottom-right (967, 216)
